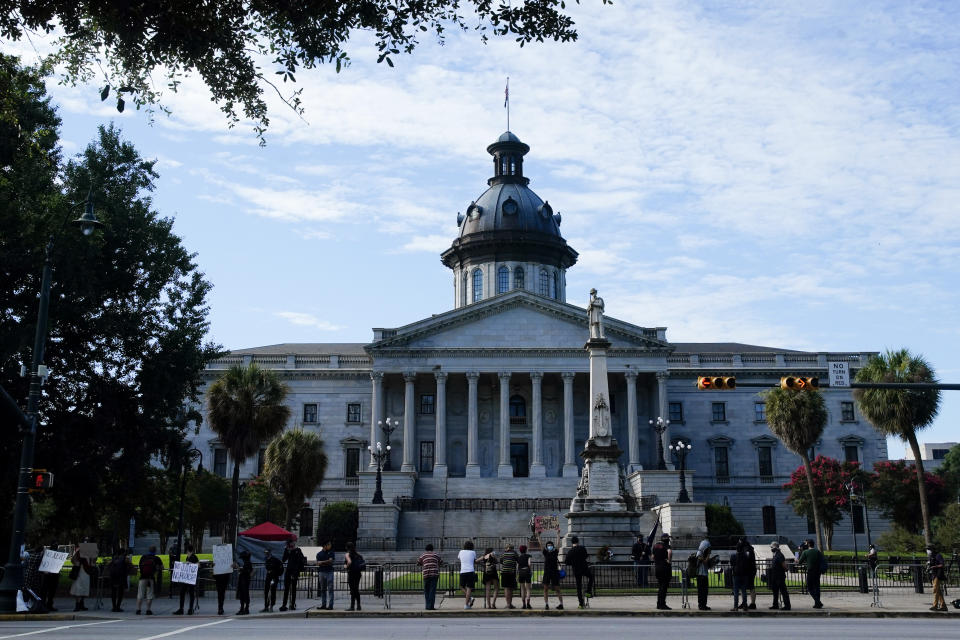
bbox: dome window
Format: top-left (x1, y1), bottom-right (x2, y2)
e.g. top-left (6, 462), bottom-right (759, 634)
top-left (513, 266), bottom-right (525, 290)
top-left (538, 201), bottom-right (553, 219)
top-left (472, 268), bottom-right (483, 303)
top-left (539, 269), bottom-right (550, 297)
top-left (502, 197), bottom-right (518, 216)
top-left (497, 266), bottom-right (510, 294)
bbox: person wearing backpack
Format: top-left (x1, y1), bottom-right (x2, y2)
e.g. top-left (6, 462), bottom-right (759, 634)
top-left (344, 541), bottom-right (364, 611)
top-left (481, 547), bottom-right (500, 608)
top-left (136, 545), bottom-right (163, 615)
top-left (280, 539), bottom-right (306, 611)
top-left (798, 538), bottom-right (824, 609)
top-left (694, 538), bottom-right (716, 610)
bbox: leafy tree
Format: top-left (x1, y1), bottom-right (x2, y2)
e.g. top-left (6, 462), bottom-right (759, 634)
top-left (0, 55), bottom-right (220, 559)
top-left (933, 503), bottom-right (960, 554)
top-left (207, 363), bottom-right (291, 546)
top-left (876, 524), bottom-right (925, 554)
top-left (854, 349), bottom-right (942, 546)
top-left (705, 504), bottom-right (745, 538)
top-left (0, 1), bottom-right (610, 142)
top-left (316, 501), bottom-right (359, 551)
top-left (783, 456), bottom-right (864, 550)
top-left (132, 468), bottom-right (180, 555)
top-left (763, 387), bottom-right (828, 549)
top-left (238, 475), bottom-right (282, 530)
top-left (935, 443), bottom-right (960, 503)
top-left (867, 460), bottom-right (948, 535)
top-left (184, 469), bottom-right (230, 552)
top-left (264, 428), bottom-right (328, 529)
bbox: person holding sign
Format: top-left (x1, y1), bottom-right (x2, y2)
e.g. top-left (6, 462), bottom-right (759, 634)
top-left (173, 544), bottom-right (200, 615)
top-left (536, 530), bottom-right (564, 610)
top-left (68, 544), bottom-right (94, 611)
top-left (212, 544), bottom-right (234, 615)
top-left (39, 542), bottom-right (66, 611)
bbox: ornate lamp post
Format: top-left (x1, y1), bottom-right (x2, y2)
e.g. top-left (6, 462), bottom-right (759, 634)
top-left (844, 480), bottom-right (860, 563)
top-left (174, 448), bottom-right (204, 558)
top-left (669, 439), bottom-right (692, 503)
top-left (0, 194), bottom-right (102, 612)
top-left (368, 442), bottom-right (391, 505)
top-left (378, 417), bottom-right (400, 471)
top-left (649, 417), bottom-right (670, 470)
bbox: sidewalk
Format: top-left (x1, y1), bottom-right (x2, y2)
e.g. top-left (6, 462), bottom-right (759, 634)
top-left (1, 590), bottom-right (957, 621)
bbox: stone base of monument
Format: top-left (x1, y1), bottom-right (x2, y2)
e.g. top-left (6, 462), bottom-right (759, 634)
top-left (651, 502), bottom-right (708, 542)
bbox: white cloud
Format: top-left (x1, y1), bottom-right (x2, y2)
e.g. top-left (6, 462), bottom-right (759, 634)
top-left (274, 312), bottom-right (342, 331)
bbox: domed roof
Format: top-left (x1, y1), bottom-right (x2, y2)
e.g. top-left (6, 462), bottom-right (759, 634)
top-left (457, 182), bottom-right (559, 237)
top-left (497, 130), bottom-right (522, 143)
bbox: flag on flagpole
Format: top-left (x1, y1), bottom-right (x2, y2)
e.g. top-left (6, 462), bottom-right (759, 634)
top-left (646, 513), bottom-right (661, 547)
top-left (504, 78), bottom-right (509, 108)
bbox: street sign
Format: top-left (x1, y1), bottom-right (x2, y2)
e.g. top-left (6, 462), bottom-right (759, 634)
top-left (829, 361), bottom-right (850, 388)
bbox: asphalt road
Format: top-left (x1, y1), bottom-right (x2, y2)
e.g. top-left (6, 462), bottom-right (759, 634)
top-left (0, 617), bottom-right (958, 640)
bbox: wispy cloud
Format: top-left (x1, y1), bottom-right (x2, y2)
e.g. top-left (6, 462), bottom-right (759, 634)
top-left (274, 312), bottom-right (342, 331)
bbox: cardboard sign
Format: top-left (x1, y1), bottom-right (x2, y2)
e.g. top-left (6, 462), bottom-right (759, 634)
top-left (78, 543), bottom-right (98, 561)
top-left (39, 550), bottom-right (69, 574)
top-left (213, 544), bottom-right (234, 575)
top-left (533, 515), bottom-right (559, 533)
top-left (171, 561), bottom-right (199, 585)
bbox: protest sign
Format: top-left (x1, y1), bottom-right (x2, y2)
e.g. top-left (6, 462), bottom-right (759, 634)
top-left (213, 544), bottom-right (234, 575)
top-left (39, 550), bottom-right (69, 574)
top-left (78, 543), bottom-right (98, 561)
top-left (171, 561), bottom-right (199, 585)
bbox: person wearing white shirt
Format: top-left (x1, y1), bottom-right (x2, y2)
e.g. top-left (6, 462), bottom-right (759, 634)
top-left (458, 540), bottom-right (478, 609)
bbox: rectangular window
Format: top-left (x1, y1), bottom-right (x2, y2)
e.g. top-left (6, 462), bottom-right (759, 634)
top-left (668, 402), bottom-right (683, 423)
top-left (712, 402), bottom-right (726, 422)
top-left (762, 506), bottom-right (777, 535)
top-left (754, 402), bottom-right (766, 422)
top-left (257, 448), bottom-right (266, 476)
top-left (758, 446), bottom-right (773, 477)
top-left (303, 403), bottom-right (318, 423)
top-left (420, 394), bottom-right (435, 415)
top-left (844, 445), bottom-right (859, 463)
top-left (714, 447), bottom-right (729, 479)
top-left (214, 448), bottom-right (227, 477)
top-left (346, 403), bottom-right (361, 423)
top-left (841, 401), bottom-right (855, 421)
top-left (345, 448), bottom-right (360, 478)
top-left (852, 505), bottom-right (865, 534)
top-left (932, 449), bottom-right (949, 460)
top-left (420, 441), bottom-right (434, 473)
top-left (299, 507), bottom-right (314, 537)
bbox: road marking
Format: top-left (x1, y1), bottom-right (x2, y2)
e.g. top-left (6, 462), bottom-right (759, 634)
top-left (0, 620), bottom-right (121, 639)
top-left (136, 618), bottom-right (233, 640)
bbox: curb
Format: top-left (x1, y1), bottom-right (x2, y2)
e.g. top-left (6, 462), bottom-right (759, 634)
top-left (0, 613), bottom-right (111, 622)
top-left (303, 608), bottom-right (957, 619)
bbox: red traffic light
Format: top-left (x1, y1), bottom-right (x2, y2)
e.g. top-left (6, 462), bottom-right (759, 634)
top-left (29, 470), bottom-right (54, 492)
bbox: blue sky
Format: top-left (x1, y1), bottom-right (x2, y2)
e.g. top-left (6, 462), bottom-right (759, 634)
top-left (4, 1), bottom-right (959, 459)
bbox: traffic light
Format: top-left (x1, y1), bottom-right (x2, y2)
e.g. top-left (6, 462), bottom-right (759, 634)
top-left (28, 469), bottom-right (54, 493)
top-left (696, 376), bottom-right (736, 390)
top-left (780, 376), bottom-right (819, 391)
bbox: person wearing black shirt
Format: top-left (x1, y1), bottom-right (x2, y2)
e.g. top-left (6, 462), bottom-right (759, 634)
top-left (536, 532), bottom-right (564, 610)
top-left (280, 539), bottom-right (306, 611)
top-left (651, 533), bottom-right (673, 610)
top-left (768, 542), bottom-right (791, 610)
top-left (173, 545), bottom-right (200, 615)
top-left (563, 536), bottom-right (595, 609)
top-left (631, 535), bottom-right (650, 588)
top-left (261, 548), bottom-right (284, 612)
top-left (236, 550), bottom-right (252, 615)
top-left (315, 541), bottom-right (336, 609)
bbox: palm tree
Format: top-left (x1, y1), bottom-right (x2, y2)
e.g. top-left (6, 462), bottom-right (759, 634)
top-left (264, 428), bottom-right (328, 529)
top-left (764, 387), bottom-right (828, 550)
top-left (853, 349), bottom-right (941, 546)
top-left (207, 363), bottom-right (290, 545)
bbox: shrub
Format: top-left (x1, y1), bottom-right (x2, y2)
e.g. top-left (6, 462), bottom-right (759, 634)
top-left (315, 501), bottom-right (358, 551)
top-left (706, 504), bottom-right (745, 537)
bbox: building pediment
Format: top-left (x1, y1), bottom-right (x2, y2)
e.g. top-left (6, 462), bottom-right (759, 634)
top-left (366, 290), bottom-right (671, 354)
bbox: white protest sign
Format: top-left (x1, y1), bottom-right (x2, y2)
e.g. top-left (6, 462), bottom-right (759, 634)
top-left (78, 543), bottom-right (98, 561)
top-left (171, 561), bottom-right (199, 585)
top-left (829, 361), bottom-right (850, 388)
top-left (213, 544), bottom-right (234, 575)
top-left (39, 550), bottom-right (69, 574)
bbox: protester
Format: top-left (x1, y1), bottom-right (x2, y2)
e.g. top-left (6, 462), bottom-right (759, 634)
top-left (174, 544), bottom-right (200, 615)
top-left (344, 541), bottom-right (364, 611)
top-left (68, 545), bottom-right (92, 612)
top-left (315, 540), bottom-right (336, 610)
top-left (458, 539), bottom-right (477, 609)
top-left (236, 550), bottom-right (252, 615)
top-left (261, 548), bottom-right (284, 612)
top-left (417, 543), bottom-right (442, 610)
top-left (136, 545), bottom-right (163, 615)
top-left (631, 534), bottom-right (650, 588)
top-left (731, 537), bottom-right (756, 611)
top-left (695, 538), bottom-right (714, 611)
top-left (536, 532), bottom-right (564, 610)
top-left (564, 536), bottom-right (595, 609)
top-left (866, 544), bottom-right (878, 573)
top-left (40, 541), bottom-right (60, 611)
top-left (279, 538), bottom-right (306, 611)
top-left (215, 566), bottom-right (232, 615)
top-left (500, 543), bottom-right (520, 609)
top-left (797, 539), bottom-right (824, 609)
top-left (652, 533), bottom-right (672, 610)
top-left (481, 547), bottom-right (500, 608)
top-left (927, 545), bottom-right (947, 612)
top-left (107, 551), bottom-right (133, 612)
top-left (768, 542), bottom-right (791, 610)
top-left (517, 544), bottom-right (533, 610)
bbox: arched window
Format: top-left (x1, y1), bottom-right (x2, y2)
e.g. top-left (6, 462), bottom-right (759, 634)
top-left (497, 266), bottom-right (510, 294)
top-left (552, 272), bottom-right (559, 299)
top-left (472, 268), bottom-right (483, 302)
top-left (509, 395), bottom-right (526, 424)
top-left (462, 273), bottom-right (468, 306)
top-left (509, 156), bottom-right (516, 174)
top-left (514, 266), bottom-right (524, 290)
top-left (539, 269), bottom-right (550, 296)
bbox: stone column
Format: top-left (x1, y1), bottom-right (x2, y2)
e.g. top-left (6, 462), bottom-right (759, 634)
top-left (529, 372), bottom-right (545, 477)
top-left (562, 372), bottom-right (578, 477)
top-left (465, 371), bottom-right (481, 477)
top-left (656, 371), bottom-right (672, 470)
top-left (625, 370), bottom-right (641, 472)
top-left (369, 372), bottom-right (384, 468)
top-left (401, 371), bottom-right (416, 472)
top-left (497, 371), bottom-right (513, 478)
top-left (433, 371), bottom-right (448, 478)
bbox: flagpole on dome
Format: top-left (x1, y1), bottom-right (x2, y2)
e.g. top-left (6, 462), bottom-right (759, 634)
top-left (504, 77), bottom-right (510, 131)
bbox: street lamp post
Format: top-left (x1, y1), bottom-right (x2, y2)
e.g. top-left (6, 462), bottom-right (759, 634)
top-left (845, 481), bottom-right (860, 564)
top-left (0, 196), bottom-right (102, 613)
top-left (378, 418), bottom-right (399, 471)
top-left (669, 439), bottom-right (692, 503)
top-left (368, 442), bottom-right (391, 505)
top-left (174, 448), bottom-right (203, 559)
top-left (649, 417), bottom-right (670, 470)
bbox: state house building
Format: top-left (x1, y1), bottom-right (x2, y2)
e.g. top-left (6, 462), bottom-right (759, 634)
top-left (196, 131), bottom-right (883, 550)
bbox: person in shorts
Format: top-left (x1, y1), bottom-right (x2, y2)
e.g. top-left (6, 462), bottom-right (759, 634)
top-left (458, 540), bottom-right (477, 609)
top-left (500, 544), bottom-right (519, 609)
top-left (517, 545), bottom-right (533, 609)
top-left (481, 547), bottom-right (500, 608)
top-left (136, 546), bottom-right (163, 615)
top-left (536, 532), bottom-right (564, 610)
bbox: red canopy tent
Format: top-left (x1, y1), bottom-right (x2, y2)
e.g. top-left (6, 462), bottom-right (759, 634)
top-left (238, 522), bottom-right (296, 541)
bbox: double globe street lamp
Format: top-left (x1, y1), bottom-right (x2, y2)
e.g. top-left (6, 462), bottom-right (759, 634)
top-left (368, 442), bottom-right (391, 505)
top-left (649, 417), bottom-right (670, 470)
top-left (669, 439), bottom-right (693, 503)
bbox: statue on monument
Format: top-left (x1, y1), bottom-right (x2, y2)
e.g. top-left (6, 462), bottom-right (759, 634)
top-left (588, 288), bottom-right (605, 339)
top-left (592, 393), bottom-right (611, 438)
